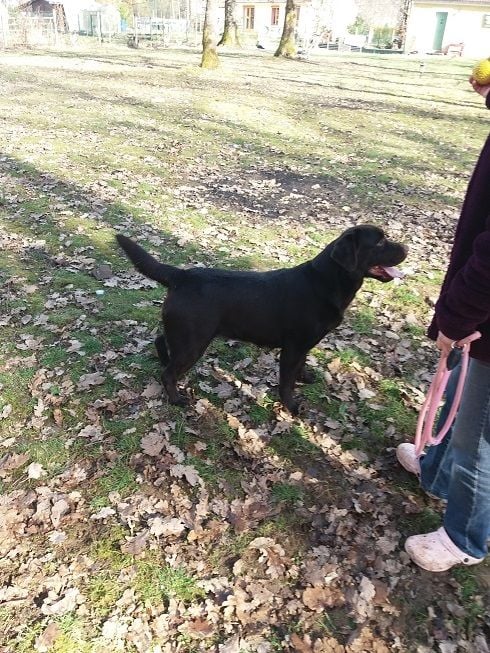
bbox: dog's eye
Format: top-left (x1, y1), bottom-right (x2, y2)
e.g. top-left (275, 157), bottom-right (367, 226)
top-left (376, 238), bottom-right (386, 247)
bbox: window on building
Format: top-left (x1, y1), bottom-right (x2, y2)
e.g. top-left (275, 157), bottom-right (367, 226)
top-left (483, 14), bottom-right (490, 28)
top-left (271, 6), bottom-right (279, 25)
top-left (244, 6), bottom-right (255, 30)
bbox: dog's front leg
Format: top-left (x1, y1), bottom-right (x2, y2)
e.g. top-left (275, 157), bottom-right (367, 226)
top-left (279, 346), bottom-right (308, 415)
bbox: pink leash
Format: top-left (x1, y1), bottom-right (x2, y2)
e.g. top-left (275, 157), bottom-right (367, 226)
top-left (414, 331), bottom-right (481, 457)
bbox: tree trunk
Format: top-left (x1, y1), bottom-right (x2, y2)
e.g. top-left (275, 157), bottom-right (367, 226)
top-left (218, 0), bottom-right (240, 46)
top-left (394, 0), bottom-right (412, 50)
top-left (201, 0), bottom-right (220, 68)
top-left (274, 0), bottom-right (297, 58)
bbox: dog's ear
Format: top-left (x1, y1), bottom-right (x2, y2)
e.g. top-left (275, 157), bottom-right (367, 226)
top-left (331, 233), bottom-right (358, 272)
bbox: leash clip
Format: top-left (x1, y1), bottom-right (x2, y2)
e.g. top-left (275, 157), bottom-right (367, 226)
top-left (447, 342), bottom-right (463, 371)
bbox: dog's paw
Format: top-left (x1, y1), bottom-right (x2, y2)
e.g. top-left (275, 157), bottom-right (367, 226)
top-left (283, 398), bottom-right (300, 416)
top-left (170, 394), bottom-right (189, 408)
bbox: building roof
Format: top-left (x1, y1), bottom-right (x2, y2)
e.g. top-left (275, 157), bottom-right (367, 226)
top-left (21, 0), bottom-right (107, 9)
top-left (414, 0), bottom-right (490, 4)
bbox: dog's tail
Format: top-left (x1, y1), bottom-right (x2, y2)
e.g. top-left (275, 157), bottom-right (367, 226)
top-left (116, 234), bottom-right (180, 287)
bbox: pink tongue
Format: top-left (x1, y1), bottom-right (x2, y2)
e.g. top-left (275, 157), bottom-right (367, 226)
top-left (382, 266), bottom-right (404, 279)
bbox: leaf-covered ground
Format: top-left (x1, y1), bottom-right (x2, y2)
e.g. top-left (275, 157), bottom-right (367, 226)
top-left (0, 45), bottom-right (489, 653)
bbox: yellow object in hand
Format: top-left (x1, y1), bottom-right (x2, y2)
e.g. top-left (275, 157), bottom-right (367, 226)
top-left (472, 58), bottom-right (490, 85)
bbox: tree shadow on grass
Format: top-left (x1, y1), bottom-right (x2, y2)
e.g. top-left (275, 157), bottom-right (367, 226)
top-left (19, 46), bottom-right (190, 70)
top-left (3, 50), bottom-right (477, 228)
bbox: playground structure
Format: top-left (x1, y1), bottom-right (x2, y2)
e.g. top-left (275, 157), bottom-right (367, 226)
top-left (127, 16), bottom-right (204, 48)
top-left (0, 0), bottom-right (205, 49)
top-left (0, 0), bottom-right (122, 48)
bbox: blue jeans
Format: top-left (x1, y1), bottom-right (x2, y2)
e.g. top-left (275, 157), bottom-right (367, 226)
top-left (420, 359), bottom-right (490, 559)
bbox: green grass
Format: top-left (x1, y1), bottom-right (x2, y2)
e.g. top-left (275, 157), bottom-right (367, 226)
top-left (14, 623), bottom-right (45, 653)
top-left (314, 609), bottom-right (357, 638)
top-left (108, 419), bottom-right (145, 456)
top-left (336, 347), bottom-right (371, 367)
top-left (350, 307), bottom-right (377, 335)
top-left (11, 615), bottom-right (95, 653)
top-left (117, 351), bottom-right (160, 377)
top-left (96, 461), bottom-right (138, 498)
top-left (17, 436), bottom-right (71, 474)
top-left (96, 288), bottom-right (163, 324)
top-left (106, 332), bottom-right (127, 348)
top-left (400, 507), bottom-right (441, 534)
top-left (134, 559), bottom-right (205, 605)
top-left (269, 424), bottom-right (322, 463)
top-left (48, 306), bottom-right (83, 328)
top-left (76, 334), bottom-right (104, 356)
top-left (389, 284), bottom-right (424, 309)
top-left (52, 618), bottom-right (93, 653)
top-left (355, 379), bottom-right (418, 452)
top-left (247, 401), bottom-right (274, 425)
top-left (40, 345), bottom-right (71, 367)
top-left (271, 482), bottom-right (303, 504)
top-left (450, 566), bottom-right (488, 636)
top-left (209, 512), bottom-right (309, 572)
top-left (404, 324), bottom-right (426, 338)
top-left (86, 572), bottom-right (124, 617)
top-left (300, 380), bottom-right (327, 404)
top-left (89, 525), bottom-right (130, 568)
top-left (0, 367), bottom-right (38, 425)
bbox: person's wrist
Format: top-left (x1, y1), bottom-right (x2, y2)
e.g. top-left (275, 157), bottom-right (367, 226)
top-left (469, 76), bottom-right (490, 99)
top-left (436, 331), bottom-right (454, 355)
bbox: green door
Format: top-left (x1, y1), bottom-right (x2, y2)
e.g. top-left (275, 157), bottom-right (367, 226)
top-left (433, 12), bottom-right (448, 51)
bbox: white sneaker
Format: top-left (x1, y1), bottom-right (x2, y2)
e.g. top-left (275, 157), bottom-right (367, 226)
top-left (405, 527), bottom-right (484, 572)
top-left (396, 443), bottom-right (421, 476)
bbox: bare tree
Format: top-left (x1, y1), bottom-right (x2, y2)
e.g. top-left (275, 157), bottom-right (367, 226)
top-left (218, 0), bottom-right (240, 46)
top-left (394, 0), bottom-right (412, 49)
top-left (274, 0), bottom-right (297, 58)
top-left (201, 0), bottom-right (219, 68)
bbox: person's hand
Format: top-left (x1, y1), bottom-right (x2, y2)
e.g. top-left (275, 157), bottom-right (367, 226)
top-left (436, 331), bottom-right (454, 356)
top-left (469, 76), bottom-right (490, 99)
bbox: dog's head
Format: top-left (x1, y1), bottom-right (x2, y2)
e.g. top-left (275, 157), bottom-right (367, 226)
top-left (327, 225), bottom-right (407, 282)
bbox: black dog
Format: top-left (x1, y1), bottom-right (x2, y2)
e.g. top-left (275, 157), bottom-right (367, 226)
top-left (116, 225), bottom-right (407, 413)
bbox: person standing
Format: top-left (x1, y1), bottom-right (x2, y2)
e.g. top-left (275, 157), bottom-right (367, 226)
top-left (396, 76), bottom-right (490, 571)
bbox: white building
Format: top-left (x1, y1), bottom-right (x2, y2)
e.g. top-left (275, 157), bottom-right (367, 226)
top-left (405, 0), bottom-right (490, 58)
top-left (233, 0), bottom-right (359, 47)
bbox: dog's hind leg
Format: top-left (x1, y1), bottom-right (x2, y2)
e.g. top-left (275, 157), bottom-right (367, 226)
top-left (279, 346), bottom-right (309, 415)
top-left (161, 348), bottom-right (207, 406)
top-left (155, 334), bottom-right (170, 366)
top-left (161, 319), bottom-right (214, 406)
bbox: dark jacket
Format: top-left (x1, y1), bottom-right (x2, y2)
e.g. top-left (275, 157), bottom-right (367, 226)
top-left (428, 93), bottom-right (490, 361)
